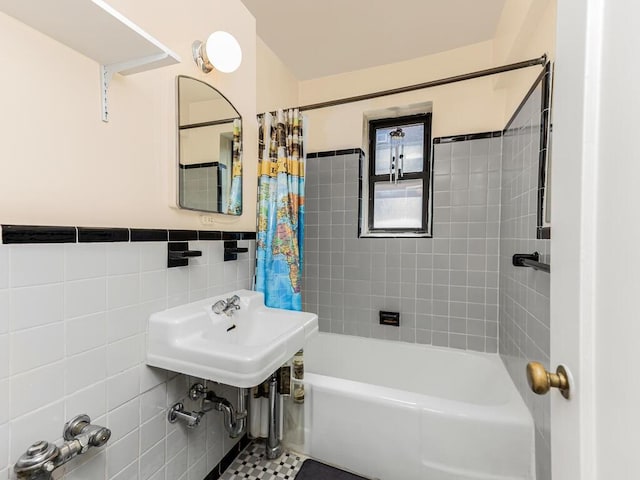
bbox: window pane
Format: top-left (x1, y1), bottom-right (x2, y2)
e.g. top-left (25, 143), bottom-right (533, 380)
top-left (374, 123), bottom-right (424, 175)
top-left (373, 179), bottom-right (423, 229)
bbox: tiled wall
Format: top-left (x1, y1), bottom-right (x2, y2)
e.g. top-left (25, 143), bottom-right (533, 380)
top-left (0, 239), bottom-right (254, 480)
top-left (179, 166), bottom-right (222, 212)
top-left (303, 136), bottom-right (502, 352)
top-left (498, 79), bottom-right (551, 480)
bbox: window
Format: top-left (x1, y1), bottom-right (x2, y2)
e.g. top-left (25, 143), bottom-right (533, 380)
top-left (362, 113), bottom-right (432, 237)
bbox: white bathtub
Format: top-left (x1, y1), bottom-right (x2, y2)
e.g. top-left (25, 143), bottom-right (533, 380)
top-left (295, 333), bottom-right (534, 480)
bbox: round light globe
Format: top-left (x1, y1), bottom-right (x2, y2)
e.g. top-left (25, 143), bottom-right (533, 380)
top-left (205, 31), bottom-right (242, 73)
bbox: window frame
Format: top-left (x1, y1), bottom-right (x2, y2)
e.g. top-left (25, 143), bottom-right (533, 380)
top-left (365, 113), bottom-right (433, 237)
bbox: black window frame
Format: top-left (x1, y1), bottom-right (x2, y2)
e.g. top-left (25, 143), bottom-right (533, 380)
top-left (366, 113), bottom-right (433, 236)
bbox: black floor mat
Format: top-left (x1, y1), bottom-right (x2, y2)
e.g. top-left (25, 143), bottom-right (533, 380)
top-left (295, 459), bottom-right (369, 480)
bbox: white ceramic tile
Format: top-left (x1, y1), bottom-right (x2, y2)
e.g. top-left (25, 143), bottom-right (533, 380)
top-left (141, 384), bottom-right (166, 423)
top-left (140, 271), bottom-right (167, 302)
top-left (208, 243), bottom-right (224, 264)
top-left (188, 266), bottom-right (207, 292)
top-left (107, 305), bottom-right (142, 343)
top-left (107, 244), bottom-right (140, 276)
top-left (65, 278), bottom-right (106, 319)
top-left (107, 398), bottom-right (140, 443)
top-left (0, 248), bottom-right (9, 289)
top-left (10, 323), bottom-right (64, 375)
top-left (166, 375), bottom-right (189, 407)
top-left (167, 293), bottom-right (189, 308)
top-left (64, 243), bottom-right (106, 281)
top-left (0, 336), bottom-right (8, 380)
top-left (10, 401), bottom-right (64, 460)
top-left (141, 413), bottom-right (166, 454)
top-left (0, 379), bottom-right (9, 424)
top-left (0, 423), bottom-right (8, 470)
top-left (107, 274), bottom-right (140, 310)
top-left (107, 367), bottom-right (140, 410)
top-left (66, 312), bottom-right (106, 356)
top-left (65, 347), bottom-right (106, 394)
top-left (141, 439), bottom-right (165, 479)
top-left (166, 427), bottom-right (187, 461)
top-left (139, 365), bottom-right (167, 395)
top-left (186, 454), bottom-right (207, 480)
top-left (65, 381), bottom-right (107, 422)
top-left (0, 291), bottom-right (8, 334)
top-left (187, 426), bottom-right (206, 467)
top-left (140, 243), bottom-right (167, 272)
top-left (65, 449), bottom-right (106, 480)
top-left (165, 447), bottom-right (187, 480)
top-left (208, 264), bottom-right (224, 287)
top-left (11, 362), bottom-right (64, 418)
top-left (110, 459), bottom-right (139, 480)
top-left (107, 335), bottom-right (142, 376)
top-left (10, 283), bottom-right (64, 331)
top-left (10, 244), bottom-right (64, 287)
top-left (106, 429), bottom-right (139, 478)
top-left (167, 268), bottom-right (188, 297)
top-left (147, 466), bottom-right (165, 480)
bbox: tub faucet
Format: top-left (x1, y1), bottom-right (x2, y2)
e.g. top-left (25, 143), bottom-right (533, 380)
top-left (212, 295), bottom-right (241, 316)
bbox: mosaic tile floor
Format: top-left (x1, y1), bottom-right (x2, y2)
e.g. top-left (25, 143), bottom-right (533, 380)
top-left (220, 441), bottom-right (308, 479)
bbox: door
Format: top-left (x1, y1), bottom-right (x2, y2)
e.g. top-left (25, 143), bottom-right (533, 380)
top-left (551, 0), bottom-right (640, 478)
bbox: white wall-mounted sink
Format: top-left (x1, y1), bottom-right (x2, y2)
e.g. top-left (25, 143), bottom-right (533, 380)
top-left (146, 290), bottom-right (318, 387)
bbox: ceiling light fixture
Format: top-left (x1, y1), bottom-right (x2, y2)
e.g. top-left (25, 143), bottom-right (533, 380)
top-left (192, 31), bottom-right (242, 74)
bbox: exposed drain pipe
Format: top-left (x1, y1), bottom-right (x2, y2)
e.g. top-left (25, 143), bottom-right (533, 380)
top-left (204, 389), bottom-right (247, 438)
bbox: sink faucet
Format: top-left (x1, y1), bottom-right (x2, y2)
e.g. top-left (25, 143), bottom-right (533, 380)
top-left (212, 295), bottom-right (241, 316)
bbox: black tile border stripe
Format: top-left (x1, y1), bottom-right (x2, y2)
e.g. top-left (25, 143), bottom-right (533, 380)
top-left (2, 225), bottom-right (76, 244)
top-left (433, 130), bottom-right (502, 144)
top-left (1, 225), bottom-right (256, 245)
top-left (130, 229), bottom-right (168, 242)
top-left (78, 227), bottom-right (129, 243)
top-left (204, 434), bottom-right (251, 480)
top-left (169, 229), bottom-right (198, 241)
top-left (307, 148), bottom-right (365, 158)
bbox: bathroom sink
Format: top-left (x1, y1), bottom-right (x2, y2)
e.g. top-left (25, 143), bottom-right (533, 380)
top-left (146, 290), bottom-right (318, 388)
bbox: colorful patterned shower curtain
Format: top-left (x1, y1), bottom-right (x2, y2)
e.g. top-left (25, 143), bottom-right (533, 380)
top-left (226, 119), bottom-right (242, 215)
top-left (256, 109), bottom-right (305, 310)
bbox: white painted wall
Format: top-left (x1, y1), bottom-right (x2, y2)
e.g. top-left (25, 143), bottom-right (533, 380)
top-left (0, 0), bottom-right (257, 231)
top-left (549, 0), bottom-right (600, 478)
top-left (591, 1), bottom-right (640, 478)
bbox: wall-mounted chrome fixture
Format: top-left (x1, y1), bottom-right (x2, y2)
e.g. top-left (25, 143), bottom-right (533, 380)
top-left (168, 241), bottom-right (202, 268)
top-left (192, 31), bottom-right (242, 74)
top-left (14, 414), bottom-right (111, 480)
top-left (389, 127), bottom-right (405, 184)
top-left (224, 240), bottom-right (249, 261)
top-left (167, 402), bottom-right (204, 429)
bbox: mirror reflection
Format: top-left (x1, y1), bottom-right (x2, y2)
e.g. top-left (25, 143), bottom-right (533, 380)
top-left (177, 75), bottom-right (242, 215)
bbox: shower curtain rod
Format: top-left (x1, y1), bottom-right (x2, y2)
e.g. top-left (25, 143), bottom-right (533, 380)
top-left (297, 54), bottom-right (548, 112)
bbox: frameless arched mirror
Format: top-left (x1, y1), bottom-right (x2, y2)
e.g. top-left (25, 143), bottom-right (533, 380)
top-left (177, 75), bottom-right (242, 215)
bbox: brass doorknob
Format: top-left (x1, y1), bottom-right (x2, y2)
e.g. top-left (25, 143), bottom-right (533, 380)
top-left (526, 361), bottom-right (570, 399)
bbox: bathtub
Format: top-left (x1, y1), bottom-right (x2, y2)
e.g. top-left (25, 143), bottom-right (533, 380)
top-left (295, 333), bottom-right (534, 480)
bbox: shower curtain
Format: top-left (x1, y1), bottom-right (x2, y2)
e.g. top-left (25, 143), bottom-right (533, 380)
top-left (226, 119), bottom-right (242, 215)
top-left (255, 109), bottom-right (305, 310)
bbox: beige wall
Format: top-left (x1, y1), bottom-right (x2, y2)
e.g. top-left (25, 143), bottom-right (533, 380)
top-left (493, 0), bottom-right (557, 122)
top-left (297, 1), bottom-right (556, 152)
top-left (256, 37), bottom-right (299, 114)
top-left (0, 0), bottom-right (257, 231)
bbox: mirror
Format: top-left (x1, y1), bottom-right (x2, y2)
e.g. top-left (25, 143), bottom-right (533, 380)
top-left (177, 75), bottom-right (242, 215)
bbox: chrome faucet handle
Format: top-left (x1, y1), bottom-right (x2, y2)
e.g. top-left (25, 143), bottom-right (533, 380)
top-left (226, 295), bottom-right (241, 307)
top-left (212, 299), bottom-right (227, 315)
